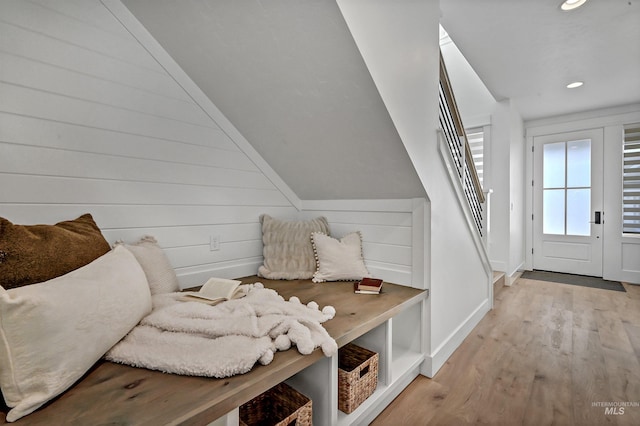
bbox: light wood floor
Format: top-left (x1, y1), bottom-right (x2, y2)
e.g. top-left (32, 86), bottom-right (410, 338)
top-left (372, 277), bottom-right (640, 425)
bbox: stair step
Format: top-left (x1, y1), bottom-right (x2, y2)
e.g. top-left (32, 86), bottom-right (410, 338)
top-left (493, 271), bottom-right (506, 298)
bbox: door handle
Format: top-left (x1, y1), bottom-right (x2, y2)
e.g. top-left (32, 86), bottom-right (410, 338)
top-left (589, 211), bottom-right (602, 224)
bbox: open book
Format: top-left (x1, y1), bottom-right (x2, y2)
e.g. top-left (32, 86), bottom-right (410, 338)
top-left (181, 277), bottom-right (245, 305)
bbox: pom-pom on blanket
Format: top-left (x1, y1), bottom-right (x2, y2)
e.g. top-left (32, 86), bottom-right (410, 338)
top-left (106, 283), bottom-right (337, 378)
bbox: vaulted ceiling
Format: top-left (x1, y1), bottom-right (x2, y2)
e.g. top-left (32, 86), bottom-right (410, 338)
top-left (122, 0), bottom-right (427, 200)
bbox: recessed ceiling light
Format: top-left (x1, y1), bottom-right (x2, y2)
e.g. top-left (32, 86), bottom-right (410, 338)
top-left (567, 81), bottom-right (584, 89)
top-left (561, 0), bottom-right (588, 11)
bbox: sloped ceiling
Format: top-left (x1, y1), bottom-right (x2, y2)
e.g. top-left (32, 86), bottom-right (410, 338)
top-left (440, 27), bottom-right (496, 127)
top-left (122, 0), bottom-right (426, 200)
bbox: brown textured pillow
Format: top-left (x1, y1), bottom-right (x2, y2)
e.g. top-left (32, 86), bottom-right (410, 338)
top-left (258, 214), bottom-right (330, 280)
top-left (0, 214), bottom-right (111, 289)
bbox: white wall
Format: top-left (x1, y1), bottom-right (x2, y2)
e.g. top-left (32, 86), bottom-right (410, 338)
top-left (0, 0), bottom-right (299, 287)
top-left (299, 199), bottom-right (426, 288)
top-left (525, 104), bottom-right (640, 284)
top-left (337, 0), bottom-right (492, 376)
top-left (488, 101), bottom-right (511, 273)
top-left (509, 106), bottom-right (526, 277)
top-left (488, 99), bottom-right (525, 279)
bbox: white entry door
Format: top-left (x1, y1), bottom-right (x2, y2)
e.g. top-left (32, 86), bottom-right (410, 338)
top-left (533, 129), bottom-right (604, 276)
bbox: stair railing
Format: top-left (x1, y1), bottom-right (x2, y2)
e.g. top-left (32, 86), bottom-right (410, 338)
top-left (438, 52), bottom-right (485, 236)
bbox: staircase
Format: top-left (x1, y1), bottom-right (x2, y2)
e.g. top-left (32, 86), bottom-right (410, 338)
top-left (438, 53), bottom-right (486, 237)
top-left (438, 51), bottom-right (497, 305)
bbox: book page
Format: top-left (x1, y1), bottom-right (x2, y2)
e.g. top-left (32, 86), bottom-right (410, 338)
top-left (355, 289), bottom-right (381, 295)
top-left (182, 278), bottom-right (243, 304)
top-left (199, 278), bottom-right (242, 299)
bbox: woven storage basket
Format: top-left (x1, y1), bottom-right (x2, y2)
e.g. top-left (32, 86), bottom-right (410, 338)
top-left (240, 382), bottom-right (312, 426)
top-left (338, 343), bottom-right (379, 414)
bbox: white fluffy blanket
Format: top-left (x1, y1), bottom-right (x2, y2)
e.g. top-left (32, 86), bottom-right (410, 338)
top-left (106, 283), bottom-right (337, 378)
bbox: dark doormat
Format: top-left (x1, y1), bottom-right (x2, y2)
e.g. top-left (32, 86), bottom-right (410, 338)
top-left (521, 270), bottom-right (626, 292)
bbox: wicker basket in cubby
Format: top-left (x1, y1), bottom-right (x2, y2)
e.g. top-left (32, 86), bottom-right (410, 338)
top-left (239, 382), bottom-right (312, 426)
top-left (338, 343), bottom-right (379, 414)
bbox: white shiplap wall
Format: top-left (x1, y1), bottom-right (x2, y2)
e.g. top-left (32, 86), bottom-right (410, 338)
top-left (299, 199), bottom-right (425, 287)
top-left (0, 0), bottom-right (297, 287)
top-left (0, 0), bottom-right (424, 290)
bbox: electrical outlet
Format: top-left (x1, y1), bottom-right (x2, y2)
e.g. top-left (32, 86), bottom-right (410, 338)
top-left (209, 235), bottom-right (220, 251)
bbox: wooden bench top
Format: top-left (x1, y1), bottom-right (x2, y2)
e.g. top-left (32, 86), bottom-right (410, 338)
top-left (1, 277), bottom-right (427, 425)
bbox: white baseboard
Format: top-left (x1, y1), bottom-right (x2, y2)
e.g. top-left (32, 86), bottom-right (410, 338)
top-left (507, 270), bottom-right (524, 286)
top-left (422, 298), bottom-right (491, 377)
top-left (505, 262), bottom-right (524, 286)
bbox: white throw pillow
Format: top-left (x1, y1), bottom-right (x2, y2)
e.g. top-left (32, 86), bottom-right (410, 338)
top-left (311, 232), bottom-right (370, 283)
top-left (0, 245), bottom-right (152, 422)
top-left (116, 236), bottom-right (180, 294)
top-left (258, 215), bottom-right (330, 280)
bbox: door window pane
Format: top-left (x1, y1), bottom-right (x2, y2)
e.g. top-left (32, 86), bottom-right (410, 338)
top-left (567, 139), bottom-right (591, 188)
top-left (543, 142), bottom-right (566, 188)
top-left (544, 189), bottom-right (565, 235)
top-left (567, 188), bottom-right (591, 236)
top-left (542, 138), bottom-right (593, 236)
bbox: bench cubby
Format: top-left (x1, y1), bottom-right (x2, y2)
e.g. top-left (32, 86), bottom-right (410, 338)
top-left (1, 277), bottom-right (428, 426)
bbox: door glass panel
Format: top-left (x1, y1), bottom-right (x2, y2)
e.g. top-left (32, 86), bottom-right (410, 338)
top-left (543, 142), bottom-right (566, 188)
top-left (543, 189), bottom-right (565, 234)
top-left (567, 139), bottom-right (591, 187)
top-left (567, 188), bottom-right (591, 236)
top-left (542, 139), bottom-right (592, 236)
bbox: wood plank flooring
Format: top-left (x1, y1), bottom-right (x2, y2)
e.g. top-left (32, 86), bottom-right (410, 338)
top-left (372, 277), bottom-right (640, 425)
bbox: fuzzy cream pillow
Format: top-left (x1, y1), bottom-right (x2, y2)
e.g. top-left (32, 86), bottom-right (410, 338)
top-left (115, 236), bottom-right (180, 294)
top-left (311, 232), bottom-right (370, 283)
top-left (258, 214), bottom-right (330, 280)
top-left (0, 245), bottom-right (151, 422)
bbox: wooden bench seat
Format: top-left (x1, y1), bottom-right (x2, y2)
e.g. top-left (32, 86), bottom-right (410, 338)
top-left (1, 277), bottom-right (427, 425)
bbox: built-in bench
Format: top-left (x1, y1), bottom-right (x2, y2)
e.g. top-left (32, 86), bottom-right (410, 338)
top-left (1, 277), bottom-right (427, 425)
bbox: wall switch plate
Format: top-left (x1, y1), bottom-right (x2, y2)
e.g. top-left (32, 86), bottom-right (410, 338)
top-left (209, 235), bottom-right (220, 251)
